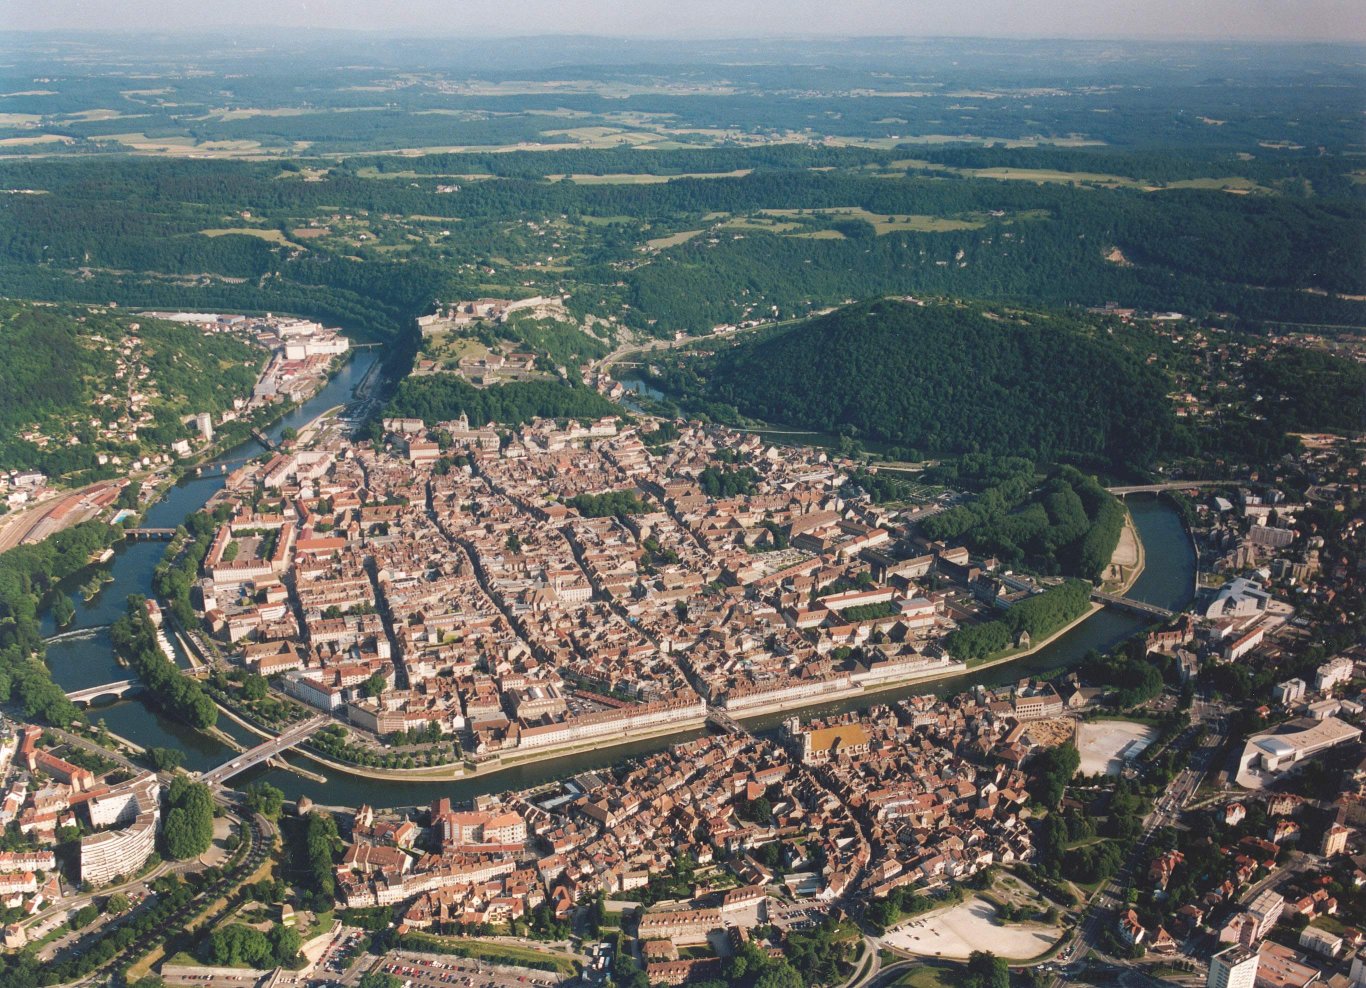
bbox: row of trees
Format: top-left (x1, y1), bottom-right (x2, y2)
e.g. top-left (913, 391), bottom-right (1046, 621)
top-left (0, 873), bottom-right (197, 986)
top-left (295, 811), bottom-right (341, 913)
top-left (110, 596), bottom-right (218, 730)
top-left (153, 504), bottom-right (230, 628)
top-left (385, 376), bottom-right (618, 429)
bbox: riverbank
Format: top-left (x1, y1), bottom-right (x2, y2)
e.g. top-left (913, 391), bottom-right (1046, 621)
top-left (216, 690), bottom-right (709, 783)
top-left (945, 503), bottom-right (1152, 679)
top-left (183, 517), bottom-right (1155, 786)
top-left (136, 350), bottom-right (358, 515)
top-left (724, 662), bottom-right (972, 722)
top-left (1105, 505), bottom-right (1147, 596)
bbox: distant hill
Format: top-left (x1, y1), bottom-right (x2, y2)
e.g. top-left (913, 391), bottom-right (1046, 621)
top-left (702, 299), bottom-right (1175, 468)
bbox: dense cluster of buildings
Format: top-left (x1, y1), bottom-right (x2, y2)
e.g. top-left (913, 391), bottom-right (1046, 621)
top-left (0, 726), bottom-right (162, 924)
top-left (200, 418), bottom-right (991, 766)
top-left (149, 312), bottom-right (349, 410)
top-left (783, 696), bottom-right (1036, 899)
top-left (330, 690), bottom-right (1041, 984)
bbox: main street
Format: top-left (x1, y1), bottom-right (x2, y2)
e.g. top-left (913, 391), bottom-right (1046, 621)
top-left (40, 792), bottom-right (275, 987)
top-left (1044, 692), bottom-right (1228, 986)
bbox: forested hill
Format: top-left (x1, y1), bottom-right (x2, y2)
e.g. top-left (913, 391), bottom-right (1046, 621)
top-left (0, 302), bottom-right (261, 479)
top-left (701, 300), bottom-right (1175, 468)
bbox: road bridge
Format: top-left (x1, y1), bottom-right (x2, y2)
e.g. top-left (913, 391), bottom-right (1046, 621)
top-left (1089, 589), bottom-right (1175, 621)
top-left (198, 715), bottom-right (330, 786)
top-left (707, 707), bottom-right (747, 735)
top-left (124, 527), bottom-right (177, 541)
top-left (1106, 480), bottom-right (1228, 496)
top-left (66, 679), bottom-right (142, 706)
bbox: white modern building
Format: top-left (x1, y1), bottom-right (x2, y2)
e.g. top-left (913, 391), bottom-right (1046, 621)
top-left (1235, 717), bottom-right (1363, 789)
top-left (1208, 946), bottom-right (1259, 988)
top-left (79, 775), bottom-right (161, 886)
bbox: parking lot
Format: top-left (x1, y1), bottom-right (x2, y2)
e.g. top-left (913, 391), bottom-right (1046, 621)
top-left (381, 949), bottom-right (565, 988)
top-left (314, 926), bottom-right (367, 978)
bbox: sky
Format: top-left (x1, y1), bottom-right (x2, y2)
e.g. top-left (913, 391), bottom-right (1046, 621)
top-left (6, 0), bottom-right (1365, 43)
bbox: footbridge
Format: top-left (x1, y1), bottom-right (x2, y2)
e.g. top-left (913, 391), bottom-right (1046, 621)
top-left (66, 679), bottom-right (143, 706)
top-left (199, 715), bottom-right (330, 786)
top-left (1090, 590), bottom-right (1175, 621)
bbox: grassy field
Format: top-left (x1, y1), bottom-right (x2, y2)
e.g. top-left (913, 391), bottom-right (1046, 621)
top-left (717, 216), bottom-right (802, 233)
top-left (200, 227), bottom-right (298, 245)
top-left (354, 167), bottom-right (497, 180)
top-left (891, 966), bottom-right (956, 988)
top-left (644, 229), bottom-right (704, 250)
top-left (416, 331), bottom-right (491, 367)
top-left (94, 132), bottom-right (285, 156)
top-left (885, 158), bottom-right (1271, 194)
top-left (549, 169), bottom-right (752, 184)
top-left (968, 166), bottom-right (1148, 188)
top-left (1161, 176), bottom-right (1273, 193)
top-left (0, 133), bottom-right (73, 146)
top-left (762, 206), bottom-right (986, 234)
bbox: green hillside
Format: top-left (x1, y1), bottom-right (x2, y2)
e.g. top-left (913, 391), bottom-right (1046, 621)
top-left (0, 302), bottom-right (263, 480)
top-left (698, 299), bottom-right (1176, 468)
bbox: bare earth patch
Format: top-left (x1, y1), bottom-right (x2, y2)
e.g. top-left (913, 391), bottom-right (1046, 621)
top-left (882, 898), bottom-right (1062, 960)
top-left (1076, 720), bottom-right (1157, 776)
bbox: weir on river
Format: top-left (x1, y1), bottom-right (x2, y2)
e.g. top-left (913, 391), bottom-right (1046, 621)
top-left (39, 349), bottom-right (1196, 810)
top-left (43, 625), bottom-right (109, 644)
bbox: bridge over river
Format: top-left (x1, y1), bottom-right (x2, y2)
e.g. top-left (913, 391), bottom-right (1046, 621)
top-left (198, 715), bottom-right (330, 786)
top-left (124, 528), bottom-right (178, 541)
top-left (66, 679), bottom-right (143, 706)
top-left (1089, 589), bottom-right (1175, 621)
top-left (1105, 480), bottom-right (1228, 496)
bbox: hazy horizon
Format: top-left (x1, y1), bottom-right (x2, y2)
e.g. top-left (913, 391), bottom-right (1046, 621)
top-left (6, 0), bottom-right (1366, 44)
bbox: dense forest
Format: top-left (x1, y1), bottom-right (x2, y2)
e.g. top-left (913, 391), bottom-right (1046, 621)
top-left (690, 299), bottom-right (1176, 468)
top-left (0, 521), bottom-right (118, 726)
top-left (921, 465), bottom-right (1127, 580)
top-left (0, 138), bottom-right (1361, 350)
top-left (1245, 348), bottom-right (1366, 435)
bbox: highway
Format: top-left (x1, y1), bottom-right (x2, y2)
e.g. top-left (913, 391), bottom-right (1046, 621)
top-left (1105, 481), bottom-right (1228, 496)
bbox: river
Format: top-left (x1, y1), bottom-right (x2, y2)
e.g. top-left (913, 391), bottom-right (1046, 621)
top-left (39, 355), bottom-right (1196, 811)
